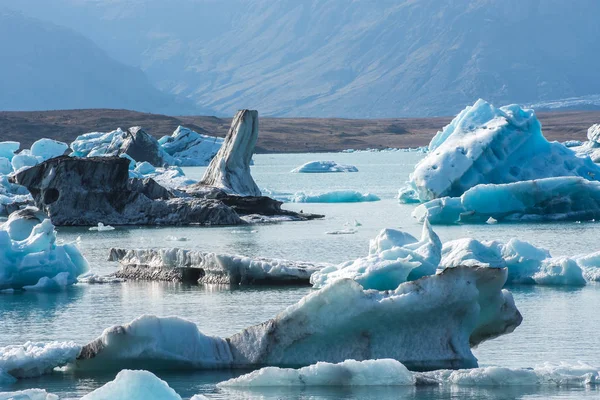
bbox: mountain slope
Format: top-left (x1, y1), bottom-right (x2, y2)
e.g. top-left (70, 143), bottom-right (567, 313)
top-left (8, 1), bottom-right (600, 117)
top-left (0, 9), bottom-right (199, 114)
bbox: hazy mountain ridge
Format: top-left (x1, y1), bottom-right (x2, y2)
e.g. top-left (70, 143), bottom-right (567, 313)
top-left (6, 0), bottom-right (600, 117)
top-left (0, 9), bottom-right (200, 115)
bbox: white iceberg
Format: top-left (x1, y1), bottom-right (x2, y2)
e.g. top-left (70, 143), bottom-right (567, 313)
top-left (440, 237), bottom-right (586, 286)
top-left (0, 209), bottom-right (90, 290)
top-left (29, 139), bottom-right (68, 161)
top-left (159, 126), bottom-right (223, 166)
top-left (0, 389), bottom-right (58, 400)
top-left (80, 369), bottom-right (184, 400)
top-left (572, 124), bottom-right (600, 162)
top-left (129, 164), bottom-right (196, 190)
top-left (218, 359), bottom-right (415, 387)
top-left (405, 99), bottom-right (600, 202)
top-left (311, 221), bottom-right (441, 290)
top-left (88, 223), bottom-right (115, 232)
top-left (70, 129), bottom-right (125, 158)
top-left (11, 152), bottom-right (40, 173)
top-left (76, 266), bottom-right (521, 371)
top-left (291, 161), bottom-right (358, 173)
top-left (0, 341), bottom-right (81, 379)
top-left (291, 190), bottom-right (379, 203)
top-left (413, 177), bottom-right (600, 224)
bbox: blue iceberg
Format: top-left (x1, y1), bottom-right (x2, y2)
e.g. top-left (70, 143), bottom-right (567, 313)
top-left (159, 126), bottom-right (223, 166)
top-left (291, 190), bottom-right (380, 203)
top-left (291, 160), bottom-right (358, 173)
top-left (413, 177), bottom-right (600, 224)
top-left (404, 99), bottom-right (600, 202)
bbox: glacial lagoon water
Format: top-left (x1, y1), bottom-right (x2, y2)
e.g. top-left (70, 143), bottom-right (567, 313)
top-left (2, 151), bottom-right (600, 399)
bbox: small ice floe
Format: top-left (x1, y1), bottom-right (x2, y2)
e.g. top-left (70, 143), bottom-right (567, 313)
top-left (0, 389), bottom-right (58, 399)
top-left (291, 190), bottom-right (379, 203)
top-left (291, 160), bottom-right (358, 173)
top-left (78, 273), bottom-right (124, 284)
top-left (326, 229), bottom-right (358, 235)
top-left (166, 236), bottom-right (189, 242)
top-left (89, 223), bottom-right (116, 231)
top-left (486, 217), bottom-right (498, 224)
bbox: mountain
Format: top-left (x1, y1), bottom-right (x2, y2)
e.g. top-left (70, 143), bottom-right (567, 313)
top-left (7, 1), bottom-right (600, 118)
top-left (0, 9), bottom-right (200, 115)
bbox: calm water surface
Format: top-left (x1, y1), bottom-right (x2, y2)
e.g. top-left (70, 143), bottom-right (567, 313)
top-left (1, 152), bottom-right (599, 399)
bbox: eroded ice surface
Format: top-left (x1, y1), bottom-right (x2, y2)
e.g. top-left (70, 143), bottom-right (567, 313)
top-left (404, 99), bottom-right (600, 202)
top-left (291, 190), bottom-right (380, 203)
top-left (0, 389), bottom-right (59, 400)
top-left (291, 160), bottom-right (359, 173)
top-left (572, 124), bottom-right (600, 162)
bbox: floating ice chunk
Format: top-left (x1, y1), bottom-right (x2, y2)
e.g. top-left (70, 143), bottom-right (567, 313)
top-left (417, 362), bottom-right (600, 386)
top-left (0, 207), bottom-right (46, 241)
top-left (414, 177), bottom-right (600, 224)
top-left (218, 359), bottom-right (415, 387)
top-left (89, 223), bottom-right (115, 232)
top-left (486, 217), bottom-right (498, 224)
top-left (325, 229), bottom-right (357, 235)
top-left (291, 190), bottom-right (379, 203)
top-left (30, 139), bottom-right (68, 161)
top-left (166, 236), bottom-right (189, 242)
top-left (77, 273), bottom-right (123, 284)
top-left (440, 238), bottom-right (586, 286)
top-left (313, 221), bottom-right (441, 290)
top-left (75, 315), bottom-right (233, 371)
top-left (0, 341), bottom-right (81, 379)
top-left (0, 389), bottom-right (59, 400)
top-left (160, 126), bottom-right (223, 166)
top-left (291, 161), bottom-right (358, 173)
top-left (573, 251), bottom-right (600, 282)
top-left (407, 99), bottom-right (600, 202)
top-left (80, 370), bottom-right (183, 400)
top-left (77, 267), bottom-right (521, 372)
top-left (0, 142), bottom-right (19, 161)
top-left (397, 186), bottom-right (420, 204)
top-left (109, 248), bottom-right (324, 285)
top-left (0, 210), bottom-right (90, 290)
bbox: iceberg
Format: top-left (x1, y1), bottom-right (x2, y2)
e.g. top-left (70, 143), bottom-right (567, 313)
top-left (108, 247), bottom-right (326, 285)
top-left (0, 175), bottom-right (32, 217)
top-left (291, 190), bottom-right (379, 203)
top-left (405, 99), bottom-right (600, 202)
top-left (291, 161), bottom-right (358, 173)
top-left (0, 341), bottom-right (81, 379)
top-left (0, 390), bottom-right (58, 400)
top-left (311, 221), bottom-right (441, 290)
top-left (417, 362), bottom-right (600, 386)
top-left (159, 126), bottom-right (223, 166)
top-left (414, 177), bottom-right (600, 224)
top-left (11, 152), bottom-right (39, 173)
top-left (219, 360), bottom-right (599, 388)
top-left (77, 266), bottom-right (522, 371)
top-left (29, 139), bottom-right (68, 161)
top-left (200, 110), bottom-right (261, 196)
top-left (0, 141), bottom-right (19, 161)
top-left (0, 208), bottom-right (90, 290)
top-left (218, 359), bottom-right (415, 387)
top-left (89, 223), bottom-right (115, 232)
top-left (440, 237), bottom-right (586, 286)
top-left (80, 370), bottom-right (184, 400)
top-left (572, 124), bottom-right (600, 162)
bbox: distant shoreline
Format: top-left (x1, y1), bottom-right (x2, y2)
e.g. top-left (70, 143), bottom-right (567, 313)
top-left (1, 108), bottom-right (598, 153)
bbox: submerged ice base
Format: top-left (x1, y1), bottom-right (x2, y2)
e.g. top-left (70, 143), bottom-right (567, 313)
top-left (291, 160), bottom-right (358, 173)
